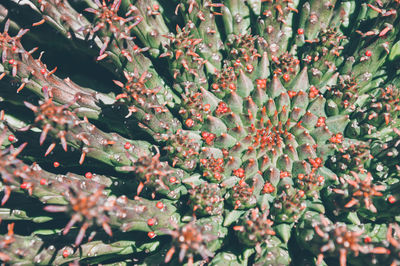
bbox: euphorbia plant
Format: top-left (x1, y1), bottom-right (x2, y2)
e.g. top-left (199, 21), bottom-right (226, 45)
top-left (0, 0), bottom-right (400, 265)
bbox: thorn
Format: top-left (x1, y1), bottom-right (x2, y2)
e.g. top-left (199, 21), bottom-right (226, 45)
top-left (379, 26), bottom-right (392, 37)
top-left (1, 186), bottom-right (11, 206)
top-left (48, 67), bottom-right (57, 76)
top-left (45, 143), bottom-right (56, 156)
top-left (16, 82), bottom-right (25, 93)
top-left (97, 53), bottom-right (108, 61)
top-left (137, 182), bottom-right (144, 196)
top-left (79, 152), bottom-right (86, 165)
top-left (367, 4), bottom-right (382, 13)
top-left (60, 133), bottom-right (67, 151)
top-left (40, 124), bottom-right (50, 145)
top-left (102, 222), bottom-right (113, 236)
top-left (165, 246), bottom-right (176, 263)
top-left (32, 19), bottom-right (46, 27)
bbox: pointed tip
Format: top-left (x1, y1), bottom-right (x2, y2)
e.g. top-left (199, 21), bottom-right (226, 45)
top-left (291, 66), bottom-right (309, 91)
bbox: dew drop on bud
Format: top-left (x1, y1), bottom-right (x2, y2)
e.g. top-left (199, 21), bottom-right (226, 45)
top-left (283, 74), bottom-right (290, 82)
top-left (388, 195), bottom-right (396, 204)
top-left (185, 118), bottom-right (194, 128)
top-left (156, 201), bottom-right (164, 209)
top-left (62, 249), bottom-right (70, 258)
top-left (85, 172), bottom-right (93, 179)
top-left (148, 231), bottom-right (156, 238)
top-left (124, 142), bottom-right (131, 150)
top-left (147, 218), bottom-right (156, 226)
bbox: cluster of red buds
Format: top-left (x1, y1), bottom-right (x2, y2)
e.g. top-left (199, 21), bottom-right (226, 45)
top-left (313, 215), bottom-right (369, 266)
top-left (200, 156), bottom-right (225, 182)
top-left (234, 208), bottom-right (275, 250)
top-left (188, 182), bottom-right (224, 216)
top-left (331, 172), bottom-right (385, 213)
top-left (227, 179), bottom-right (256, 210)
top-left (162, 220), bottom-right (216, 266)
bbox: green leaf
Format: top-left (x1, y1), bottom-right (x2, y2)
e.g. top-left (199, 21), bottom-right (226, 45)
top-left (274, 223), bottom-right (292, 243)
top-left (389, 41), bottom-right (400, 62)
top-left (223, 210), bottom-right (245, 226)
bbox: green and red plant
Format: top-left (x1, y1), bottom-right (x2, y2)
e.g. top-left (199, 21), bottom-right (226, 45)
top-left (1, 0), bottom-right (400, 265)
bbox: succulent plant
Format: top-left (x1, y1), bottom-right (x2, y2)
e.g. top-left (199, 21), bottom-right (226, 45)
top-left (0, 0), bottom-right (400, 265)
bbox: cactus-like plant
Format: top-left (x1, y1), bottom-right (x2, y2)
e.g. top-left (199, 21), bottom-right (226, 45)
top-left (0, 0), bottom-right (400, 265)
